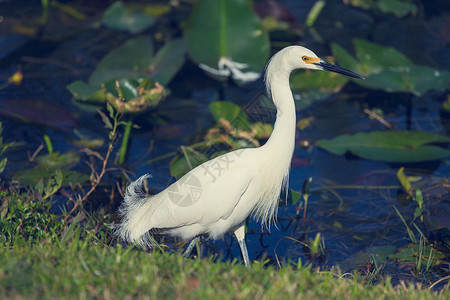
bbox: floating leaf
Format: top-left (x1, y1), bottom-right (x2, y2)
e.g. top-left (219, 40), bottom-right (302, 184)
top-left (149, 39), bottom-right (186, 86)
top-left (169, 150), bottom-right (209, 179)
top-left (36, 152), bottom-right (80, 169)
top-left (0, 99), bottom-right (76, 128)
top-left (66, 81), bottom-right (105, 103)
top-left (184, 0), bottom-right (270, 84)
top-left (89, 36), bottom-right (154, 85)
top-left (331, 40), bottom-right (450, 96)
top-left (341, 246), bottom-right (396, 269)
top-left (316, 131), bottom-right (450, 162)
top-left (12, 168), bottom-right (89, 187)
top-left (377, 0), bottom-right (417, 18)
top-left (390, 244), bottom-right (444, 264)
top-left (103, 78), bottom-right (166, 114)
top-left (102, 1), bottom-right (155, 34)
top-left (291, 69), bottom-right (349, 103)
top-left (209, 101), bottom-right (252, 131)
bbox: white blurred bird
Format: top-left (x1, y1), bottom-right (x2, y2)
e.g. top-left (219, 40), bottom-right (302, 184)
top-left (116, 46), bottom-right (363, 267)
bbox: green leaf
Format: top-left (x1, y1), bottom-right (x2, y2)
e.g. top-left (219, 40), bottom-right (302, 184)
top-left (316, 131), bottom-right (450, 162)
top-left (330, 43), bottom-right (360, 74)
top-left (287, 189), bottom-right (301, 204)
top-left (97, 109), bottom-right (113, 130)
top-left (353, 39), bottom-right (413, 74)
top-left (0, 157), bottom-right (6, 174)
top-left (89, 36), bottom-right (154, 85)
top-left (209, 101), bottom-right (252, 131)
top-left (396, 167), bottom-right (412, 195)
top-left (149, 39), bottom-right (186, 86)
top-left (331, 40), bottom-right (450, 96)
top-left (66, 81), bottom-right (105, 103)
top-left (377, 0), bottom-right (417, 17)
top-left (389, 244), bottom-right (444, 264)
top-left (13, 168), bottom-right (89, 187)
top-left (413, 207), bottom-right (423, 220)
top-left (341, 246), bottom-right (396, 268)
top-left (291, 69), bottom-right (349, 91)
top-left (170, 151), bottom-right (208, 179)
top-left (102, 1), bottom-right (155, 34)
top-left (184, 0), bottom-right (270, 84)
top-left (36, 152), bottom-right (80, 170)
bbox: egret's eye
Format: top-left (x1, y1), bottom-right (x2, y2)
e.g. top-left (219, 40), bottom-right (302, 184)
top-left (302, 56), bottom-right (309, 62)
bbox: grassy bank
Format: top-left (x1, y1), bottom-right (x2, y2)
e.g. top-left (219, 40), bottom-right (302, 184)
top-left (1, 236), bottom-right (448, 299)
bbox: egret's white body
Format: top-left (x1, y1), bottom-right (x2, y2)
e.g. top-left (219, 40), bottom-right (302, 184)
top-left (117, 46), bottom-right (363, 267)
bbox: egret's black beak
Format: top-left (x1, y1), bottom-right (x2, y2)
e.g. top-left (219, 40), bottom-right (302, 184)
top-left (314, 60), bottom-right (364, 80)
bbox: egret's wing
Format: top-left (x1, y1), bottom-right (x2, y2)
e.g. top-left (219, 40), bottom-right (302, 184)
top-left (156, 165), bottom-right (251, 228)
top-left (197, 166), bottom-right (251, 226)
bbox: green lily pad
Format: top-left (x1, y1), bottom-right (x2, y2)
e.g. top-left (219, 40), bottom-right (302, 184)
top-left (377, 0), bottom-right (417, 18)
top-left (36, 152), bottom-right (80, 169)
top-left (102, 1), bottom-right (155, 34)
top-left (316, 130), bottom-right (450, 162)
top-left (389, 244), bottom-right (444, 265)
top-left (66, 81), bottom-right (105, 103)
top-left (13, 168), bottom-right (89, 187)
top-left (290, 69), bottom-right (350, 104)
top-left (331, 40), bottom-right (450, 96)
top-left (341, 246), bottom-right (396, 269)
top-left (89, 36), bottom-right (154, 85)
top-left (169, 150), bottom-right (209, 179)
top-left (0, 99), bottom-right (77, 129)
top-left (184, 0), bottom-right (270, 84)
top-left (149, 38), bottom-right (186, 86)
top-left (102, 78), bottom-right (166, 114)
top-left (209, 101), bottom-right (252, 131)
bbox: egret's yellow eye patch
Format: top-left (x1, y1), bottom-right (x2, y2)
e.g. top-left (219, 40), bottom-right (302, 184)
top-left (302, 56), bottom-right (320, 64)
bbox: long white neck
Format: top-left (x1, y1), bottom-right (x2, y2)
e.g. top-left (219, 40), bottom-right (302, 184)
top-left (262, 60), bottom-right (296, 167)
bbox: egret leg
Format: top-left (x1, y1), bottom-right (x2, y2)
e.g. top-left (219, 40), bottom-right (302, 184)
top-left (234, 225), bottom-right (250, 268)
top-left (183, 237), bottom-right (199, 258)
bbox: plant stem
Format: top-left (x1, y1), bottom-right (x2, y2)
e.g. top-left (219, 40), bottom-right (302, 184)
top-left (43, 133), bottom-right (53, 154)
top-left (119, 119), bottom-right (133, 165)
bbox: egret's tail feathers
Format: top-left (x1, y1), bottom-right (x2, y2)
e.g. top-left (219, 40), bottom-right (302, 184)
top-left (116, 174), bottom-right (162, 247)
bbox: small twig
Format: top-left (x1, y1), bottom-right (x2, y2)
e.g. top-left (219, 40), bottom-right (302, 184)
top-left (428, 274), bottom-right (450, 290)
top-left (363, 108), bottom-right (392, 129)
top-left (29, 144), bottom-right (45, 162)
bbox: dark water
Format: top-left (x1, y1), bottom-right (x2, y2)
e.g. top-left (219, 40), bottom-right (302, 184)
top-left (0, 0), bottom-right (449, 288)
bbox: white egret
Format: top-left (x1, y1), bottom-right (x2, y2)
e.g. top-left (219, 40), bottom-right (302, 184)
top-left (116, 46), bottom-right (363, 267)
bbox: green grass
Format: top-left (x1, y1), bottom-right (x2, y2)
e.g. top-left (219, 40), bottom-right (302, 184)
top-left (0, 237), bottom-right (448, 299)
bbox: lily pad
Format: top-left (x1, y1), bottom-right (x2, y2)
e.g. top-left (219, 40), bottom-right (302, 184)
top-left (316, 130), bottom-right (450, 162)
top-left (184, 0), bottom-right (270, 84)
top-left (377, 0), bottom-right (417, 18)
top-left (169, 149), bottom-right (209, 179)
top-left (0, 99), bottom-right (76, 129)
top-left (66, 81), bottom-right (105, 104)
top-left (331, 40), bottom-right (450, 96)
top-left (340, 245), bottom-right (396, 269)
top-left (148, 38), bottom-right (186, 86)
top-left (209, 101), bottom-right (252, 131)
top-left (12, 152), bottom-right (89, 187)
top-left (89, 36), bottom-right (154, 85)
top-left (291, 69), bottom-right (350, 104)
top-left (102, 1), bottom-right (155, 34)
top-left (12, 167), bottom-right (89, 187)
top-left (389, 244), bottom-right (444, 265)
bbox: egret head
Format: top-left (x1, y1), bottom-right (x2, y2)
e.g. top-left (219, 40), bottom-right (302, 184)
top-left (282, 46), bottom-right (364, 79)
